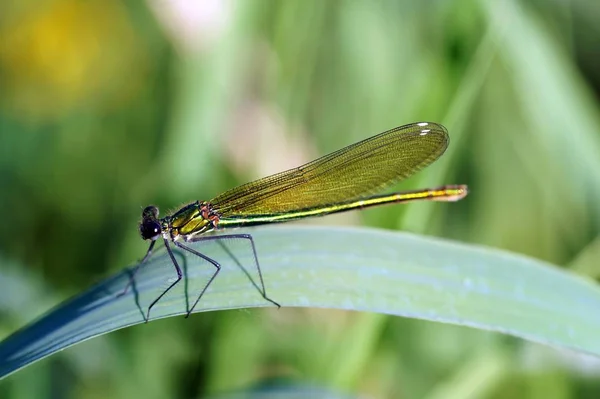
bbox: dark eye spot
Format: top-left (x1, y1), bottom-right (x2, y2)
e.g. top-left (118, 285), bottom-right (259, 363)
top-left (140, 220), bottom-right (161, 240)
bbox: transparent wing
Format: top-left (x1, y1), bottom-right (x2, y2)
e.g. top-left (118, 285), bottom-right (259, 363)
top-left (211, 122), bottom-right (448, 217)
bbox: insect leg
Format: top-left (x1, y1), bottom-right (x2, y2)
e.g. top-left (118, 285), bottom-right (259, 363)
top-left (174, 241), bottom-right (221, 317)
top-left (145, 238), bottom-right (182, 322)
top-left (118, 239), bottom-right (156, 298)
top-left (188, 234), bottom-right (281, 308)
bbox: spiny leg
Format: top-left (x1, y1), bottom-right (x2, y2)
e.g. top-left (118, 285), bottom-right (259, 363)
top-left (174, 241), bottom-right (220, 317)
top-left (189, 234), bottom-right (281, 308)
top-left (118, 240), bottom-right (156, 298)
top-left (145, 238), bottom-right (182, 322)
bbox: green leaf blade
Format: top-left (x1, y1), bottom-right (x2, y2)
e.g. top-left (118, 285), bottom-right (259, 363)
top-left (1, 225), bottom-right (599, 379)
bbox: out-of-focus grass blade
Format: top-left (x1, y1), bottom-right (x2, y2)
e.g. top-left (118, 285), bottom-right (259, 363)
top-left (486, 0), bottom-right (600, 217)
top-left (1, 225), bottom-right (600, 379)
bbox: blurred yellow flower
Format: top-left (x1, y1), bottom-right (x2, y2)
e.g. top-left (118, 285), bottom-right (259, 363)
top-left (0, 0), bottom-right (147, 120)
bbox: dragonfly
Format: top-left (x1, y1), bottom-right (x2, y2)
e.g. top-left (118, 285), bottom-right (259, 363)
top-left (122, 122), bottom-right (468, 321)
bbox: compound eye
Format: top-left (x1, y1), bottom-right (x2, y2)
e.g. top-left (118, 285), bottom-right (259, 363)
top-left (140, 220), bottom-right (161, 240)
top-left (142, 205), bottom-right (159, 219)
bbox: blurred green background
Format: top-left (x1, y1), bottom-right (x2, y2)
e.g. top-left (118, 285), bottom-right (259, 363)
top-left (1, 0), bottom-right (600, 398)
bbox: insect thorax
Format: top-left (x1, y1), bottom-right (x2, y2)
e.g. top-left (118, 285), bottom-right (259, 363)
top-left (168, 201), bottom-right (219, 239)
